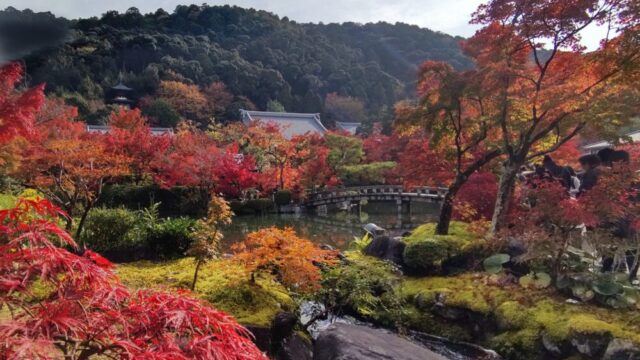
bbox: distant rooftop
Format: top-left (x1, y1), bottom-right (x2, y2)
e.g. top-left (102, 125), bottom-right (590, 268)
top-left (111, 83), bottom-right (132, 91)
top-left (240, 110), bottom-right (327, 139)
top-left (336, 121), bottom-right (360, 135)
top-left (582, 129), bottom-right (640, 153)
top-left (86, 125), bottom-right (173, 136)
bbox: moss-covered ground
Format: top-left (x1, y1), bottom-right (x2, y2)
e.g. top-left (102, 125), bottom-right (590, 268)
top-left (336, 239), bottom-right (640, 359)
top-left (117, 258), bottom-right (295, 327)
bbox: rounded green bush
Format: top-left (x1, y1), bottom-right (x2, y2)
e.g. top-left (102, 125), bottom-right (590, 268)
top-left (403, 239), bottom-right (451, 273)
top-left (273, 190), bottom-right (292, 206)
top-left (81, 207), bottom-right (141, 253)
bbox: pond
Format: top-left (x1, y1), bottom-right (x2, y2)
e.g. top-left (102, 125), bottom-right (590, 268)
top-left (221, 201), bottom-right (441, 251)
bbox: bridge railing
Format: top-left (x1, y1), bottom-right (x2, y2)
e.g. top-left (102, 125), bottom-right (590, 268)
top-left (304, 185), bottom-right (448, 202)
top-left (306, 185), bottom-right (403, 201)
top-left (409, 186), bottom-right (449, 198)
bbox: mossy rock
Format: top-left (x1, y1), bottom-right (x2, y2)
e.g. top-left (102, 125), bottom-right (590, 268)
top-left (489, 328), bottom-right (545, 360)
top-left (401, 272), bottom-right (640, 359)
top-left (117, 257), bottom-right (294, 327)
top-left (319, 251), bottom-right (405, 327)
top-left (402, 222), bottom-right (486, 274)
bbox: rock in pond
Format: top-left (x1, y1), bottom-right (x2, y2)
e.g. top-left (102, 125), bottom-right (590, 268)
top-left (363, 235), bottom-right (406, 266)
top-left (314, 323), bottom-right (448, 360)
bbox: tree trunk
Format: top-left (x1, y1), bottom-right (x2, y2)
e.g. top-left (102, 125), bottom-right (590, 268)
top-left (191, 260), bottom-right (202, 291)
top-left (279, 165), bottom-right (285, 190)
top-left (75, 200), bottom-right (94, 243)
top-left (490, 159), bottom-right (522, 235)
top-left (435, 177), bottom-right (465, 235)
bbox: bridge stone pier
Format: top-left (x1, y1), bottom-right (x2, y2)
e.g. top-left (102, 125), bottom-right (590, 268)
top-left (304, 185), bottom-right (447, 218)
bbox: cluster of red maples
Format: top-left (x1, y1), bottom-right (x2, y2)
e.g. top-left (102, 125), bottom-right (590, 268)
top-left (0, 198), bottom-right (267, 359)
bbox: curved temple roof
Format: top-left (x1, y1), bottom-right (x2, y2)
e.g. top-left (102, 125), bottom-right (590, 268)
top-left (240, 109), bottom-right (327, 139)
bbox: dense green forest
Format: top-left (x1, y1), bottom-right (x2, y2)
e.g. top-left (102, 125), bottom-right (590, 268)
top-left (2, 5), bottom-right (470, 126)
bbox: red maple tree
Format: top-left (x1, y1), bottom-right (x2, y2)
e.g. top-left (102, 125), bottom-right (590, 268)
top-left (0, 198), bottom-right (266, 359)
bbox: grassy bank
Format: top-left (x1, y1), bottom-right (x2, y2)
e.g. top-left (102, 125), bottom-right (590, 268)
top-left (117, 258), bottom-right (295, 327)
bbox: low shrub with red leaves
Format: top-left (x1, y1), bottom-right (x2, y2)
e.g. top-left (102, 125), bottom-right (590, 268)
top-left (0, 199), bottom-right (267, 360)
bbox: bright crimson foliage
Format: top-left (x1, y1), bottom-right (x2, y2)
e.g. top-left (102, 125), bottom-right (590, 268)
top-left (106, 108), bottom-right (172, 181)
top-left (0, 63), bottom-right (44, 145)
top-left (0, 199), bottom-right (266, 359)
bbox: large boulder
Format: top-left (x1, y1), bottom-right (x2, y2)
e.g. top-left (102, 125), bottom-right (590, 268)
top-left (363, 235), bottom-right (406, 265)
top-left (603, 339), bottom-right (640, 360)
top-left (276, 333), bottom-right (313, 360)
top-left (314, 323), bottom-right (447, 360)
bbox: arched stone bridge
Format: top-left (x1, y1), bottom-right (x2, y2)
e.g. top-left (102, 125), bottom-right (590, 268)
top-left (303, 185), bottom-right (447, 215)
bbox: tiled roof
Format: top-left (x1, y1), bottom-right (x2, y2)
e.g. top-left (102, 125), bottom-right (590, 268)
top-left (85, 125), bottom-right (173, 136)
top-left (582, 129), bottom-right (640, 153)
top-left (240, 110), bottom-right (326, 139)
top-left (111, 83), bottom-right (132, 91)
top-left (336, 121), bottom-right (360, 135)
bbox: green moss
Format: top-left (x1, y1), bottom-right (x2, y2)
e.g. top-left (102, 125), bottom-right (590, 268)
top-left (320, 251), bottom-right (404, 327)
top-left (403, 304), bottom-right (474, 341)
top-left (496, 301), bottom-right (531, 330)
top-left (117, 258), bottom-right (294, 327)
top-left (402, 222), bottom-right (486, 272)
top-left (401, 274), bottom-right (497, 315)
top-left (0, 193), bottom-right (16, 210)
top-left (404, 222), bottom-right (473, 242)
top-left (490, 328), bottom-right (542, 360)
top-left (400, 272), bottom-right (640, 351)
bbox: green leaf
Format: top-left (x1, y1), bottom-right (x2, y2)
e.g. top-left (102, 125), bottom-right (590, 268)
top-left (483, 253), bottom-right (510, 273)
top-left (572, 285), bottom-right (595, 301)
top-left (555, 275), bottom-right (572, 289)
top-left (519, 272), bottom-right (551, 289)
top-left (592, 280), bottom-right (623, 296)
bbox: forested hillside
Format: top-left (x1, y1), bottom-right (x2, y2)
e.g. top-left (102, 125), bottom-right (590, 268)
top-left (4, 5), bottom-right (471, 126)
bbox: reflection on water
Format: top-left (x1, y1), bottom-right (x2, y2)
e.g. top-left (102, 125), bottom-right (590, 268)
top-left (221, 202), bottom-right (440, 250)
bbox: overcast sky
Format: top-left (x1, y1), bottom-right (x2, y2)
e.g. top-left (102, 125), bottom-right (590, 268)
top-left (0, 0), bottom-right (607, 49)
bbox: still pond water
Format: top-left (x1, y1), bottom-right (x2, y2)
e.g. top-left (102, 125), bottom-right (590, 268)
top-left (221, 202), bottom-right (441, 251)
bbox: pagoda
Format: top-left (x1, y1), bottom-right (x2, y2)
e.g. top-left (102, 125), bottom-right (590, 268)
top-left (108, 72), bottom-right (134, 107)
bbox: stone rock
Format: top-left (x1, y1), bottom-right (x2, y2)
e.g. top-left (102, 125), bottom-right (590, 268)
top-left (314, 323), bottom-right (448, 360)
top-left (245, 325), bottom-right (271, 352)
top-left (569, 331), bottom-right (612, 358)
top-left (363, 235), bottom-right (406, 265)
top-left (603, 339), bottom-right (640, 360)
top-left (272, 311), bottom-right (298, 343)
top-left (276, 333), bottom-right (313, 360)
top-left (541, 332), bottom-right (571, 358)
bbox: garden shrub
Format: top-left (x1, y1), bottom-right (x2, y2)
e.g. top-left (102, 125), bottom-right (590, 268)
top-left (81, 207), bottom-right (141, 254)
top-left (229, 199), bottom-right (274, 215)
top-left (81, 206), bottom-right (197, 261)
top-left (246, 199), bottom-right (274, 214)
top-left (100, 184), bottom-right (207, 217)
top-left (403, 239), bottom-right (452, 273)
top-left (273, 190), bottom-right (292, 206)
top-left (402, 222), bottom-right (486, 274)
top-left (146, 217), bottom-right (197, 259)
top-left (318, 253), bottom-right (405, 326)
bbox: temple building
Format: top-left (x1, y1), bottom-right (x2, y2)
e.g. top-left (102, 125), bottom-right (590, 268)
top-left (107, 72), bottom-right (135, 108)
top-left (240, 110), bottom-right (327, 139)
top-left (582, 129), bottom-right (640, 154)
top-left (336, 121), bottom-right (361, 135)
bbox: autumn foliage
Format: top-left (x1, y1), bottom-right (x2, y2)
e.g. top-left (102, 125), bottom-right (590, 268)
top-left (0, 199), bottom-right (266, 359)
top-left (232, 227), bottom-right (338, 293)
